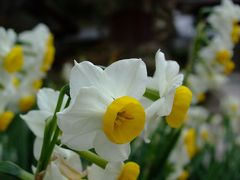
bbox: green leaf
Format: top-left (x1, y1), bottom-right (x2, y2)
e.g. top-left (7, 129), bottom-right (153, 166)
top-left (0, 161), bottom-right (33, 180)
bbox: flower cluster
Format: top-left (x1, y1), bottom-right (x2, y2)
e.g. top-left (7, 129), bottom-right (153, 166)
top-left (20, 50), bottom-right (192, 180)
top-left (0, 24), bottom-right (55, 132)
top-left (188, 0), bottom-right (240, 104)
top-left (167, 1), bottom-right (240, 178)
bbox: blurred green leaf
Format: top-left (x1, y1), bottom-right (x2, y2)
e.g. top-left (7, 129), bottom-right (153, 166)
top-left (0, 161), bottom-right (33, 180)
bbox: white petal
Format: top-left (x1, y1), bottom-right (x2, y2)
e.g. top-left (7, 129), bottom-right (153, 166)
top-left (44, 163), bottom-right (67, 180)
top-left (154, 51), bottom-right (167, 97)
top-left (166, 61), bottom-right (180, 80)
top-left (155, 50), bottom-right (167, 77)
top-left (21, 110), bottom-right (52, 138)
top-left (104, 59), bottom-right (147, 99)
top-left (143, 92), bottom-right (175, 143)
top-left (140, 96), bottom-right (153, 109)
top-left (33, 138), bottom-right (43, 160)
top-left (88, 162), bottom-right (123, 180)
top-left (37, 88), bottom-right (68, 113)
top-left (61, 131), bottom-right (97, 151)
top-left (70, 61), bottom-right (107, 98)
top-left (102, 162), bottom-right (123, 180)
top-left (54, 146), bottom-right (82, 173)
top-left (143, 98), bottom-right (165, 143)
top-left (93, 132), bottom-right (130, 162)
top-left (147, 76), bottom-right (159, 91)
top-left (57, 87), bottom-right (110, 134)
top-left (154, 50), bottom-right (183, 97)
top-left (87, 165), bottom-right (104, 180)
top-left (145, 97), bottom-right (166, 120)
top-left (167, 74), bottom-right (184, 95)
top-left (158, 92), bottom-right (175, 116)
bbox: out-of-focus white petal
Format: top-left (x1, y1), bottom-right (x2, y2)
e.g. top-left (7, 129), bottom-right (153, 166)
top-left (37, 88), bottom-right (68, 113)
top-left (33, 137), bottom-right (43, 160)
top-left (21, 110), bottom-right (51, 138)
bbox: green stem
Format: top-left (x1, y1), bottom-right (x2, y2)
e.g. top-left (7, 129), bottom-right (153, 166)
top-left (40, 127), bottom-right (60, 171)
top-left (35, 85), bottom-right (70, 176)
top-left (77, 151), bottom-right (108, 169)
top-left (34, 117), bottom-right (52, 176)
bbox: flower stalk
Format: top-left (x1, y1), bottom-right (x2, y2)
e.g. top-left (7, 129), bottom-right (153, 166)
top-left (35, 85), bottom-right (70, 177)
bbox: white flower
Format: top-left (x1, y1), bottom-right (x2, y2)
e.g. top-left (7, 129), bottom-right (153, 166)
top-left (199, 36), bottom-right (233, 66)
top-left (143, 50), bottom-right (184, 142)
top-left (21, 88), bottom-right (68, 160)
top-left (19, 23), bottom-right (54, 72)
top-left (19, 24), bottom-right (50, 57)
top-left (58, 59), bottom-right (147, 161)
top-left (191, 64), bottom-right (227, 92)
top-left (221, 95), bottom-right (240, 120)
top-left (188, 73), bottom-right (209, 104)
top-left (186, 106), bottom-right (209, 128)
top-left (21, 88), bottom-right (83, 180)
top-left (208, 0), bottom-right (240, 43)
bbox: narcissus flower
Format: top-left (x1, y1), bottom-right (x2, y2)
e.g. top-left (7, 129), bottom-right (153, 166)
top-left (222, 95), bottom-right (240, 116)
top-left (21, 89), bottom-right (81, 180)
top-left (19, 24), bottom-right (55, 73)
top-left (88, 161), bottom-right (140, 180)
top-left (208, 0), bottom-right (240, 44)
top-left (143, 50), bottom-right (184, 142)
top-left (58, 59), bottom-right (147, 161)
top-left (199, 36), bottom-right (234, 70)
